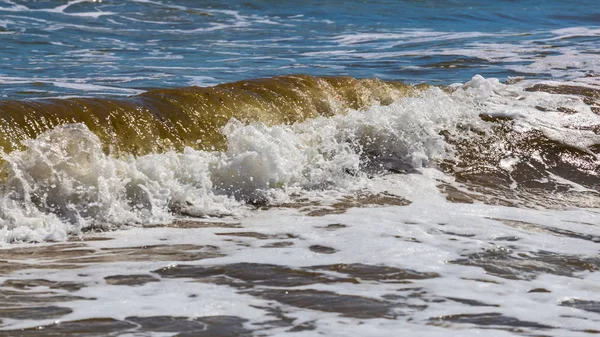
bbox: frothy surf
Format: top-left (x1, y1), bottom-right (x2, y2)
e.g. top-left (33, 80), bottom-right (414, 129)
top-left (0, 75), bottom-right (598, 243)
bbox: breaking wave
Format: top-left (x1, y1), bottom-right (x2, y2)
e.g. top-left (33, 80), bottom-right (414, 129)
top-left (0, 75), bottom-right (598, 242)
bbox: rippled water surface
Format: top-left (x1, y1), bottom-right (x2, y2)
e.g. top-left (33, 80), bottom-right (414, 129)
top-left (1, 0), bottom-right (599, 98)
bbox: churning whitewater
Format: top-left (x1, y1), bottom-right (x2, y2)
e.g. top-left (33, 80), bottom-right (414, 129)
top-left (0, 75), bottom-right (598, 242)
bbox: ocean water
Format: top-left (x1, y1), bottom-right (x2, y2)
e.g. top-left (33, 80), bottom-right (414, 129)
top-left (0, 0), bottom-right (599, 336)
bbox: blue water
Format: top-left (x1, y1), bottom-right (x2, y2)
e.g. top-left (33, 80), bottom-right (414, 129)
top-left (0, 0), bottom-right (598, 98)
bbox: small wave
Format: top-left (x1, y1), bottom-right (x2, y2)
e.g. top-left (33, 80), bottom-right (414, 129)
top-left (0, 75), bottom-right (598, 242)
top-left (0, 75), bottom-right (414, 156)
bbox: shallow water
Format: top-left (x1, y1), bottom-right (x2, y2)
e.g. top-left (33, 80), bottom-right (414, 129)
top-left (0, 0), bottom-right (599, 336)
top-left (0, 175), bottom-right (599, 336)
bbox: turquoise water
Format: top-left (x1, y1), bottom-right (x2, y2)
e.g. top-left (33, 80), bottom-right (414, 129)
top-left (1, 0), bottom-right (598, 98)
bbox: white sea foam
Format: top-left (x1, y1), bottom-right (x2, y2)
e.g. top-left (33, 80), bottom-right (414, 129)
top-left (330, 31), bottom-right (500, 47)
top-left (458, 75), bottom-right (600, 150)
top-left (0, 0), bottom-right (115, 18)
top-left (52, 81), bottom-right (144, 94)
top-left (0, 76), bottom-right (145, 97)
top-left (2, 170), bottom-right (597, 335)
top-left (44, 0), bottom-right (115, 18)
top-left (317, 28), bottom-right (600, 81)
top-left (1, 76), bottom-right (598, 243)
top-left (547, 27), bottom-right (600, 41)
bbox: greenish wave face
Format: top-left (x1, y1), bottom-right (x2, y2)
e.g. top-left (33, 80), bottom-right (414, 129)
top-left (0, 75), bottom-right (598, 199)
top-left (0, 75), bottom-right (598, 242)
top-left (0, 75), bottom-right (418, 158)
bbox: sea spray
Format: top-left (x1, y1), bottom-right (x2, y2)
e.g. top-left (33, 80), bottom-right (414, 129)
top-left (1, 76), bottom-right (599, 242)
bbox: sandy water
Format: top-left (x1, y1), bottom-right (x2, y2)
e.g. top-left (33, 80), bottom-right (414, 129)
top-left (1, 172), bottom-right (599, 336)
